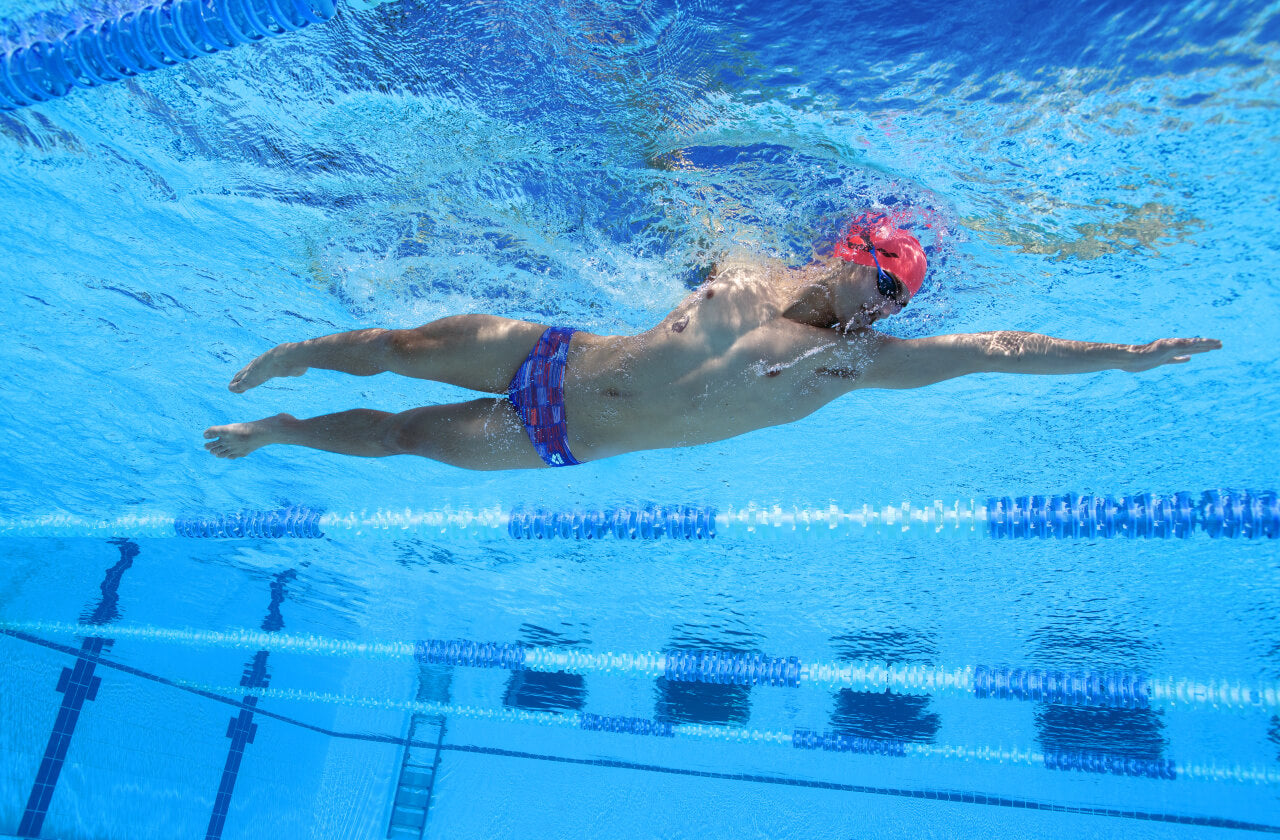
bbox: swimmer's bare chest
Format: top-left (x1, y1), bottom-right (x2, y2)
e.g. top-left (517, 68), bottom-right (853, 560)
top-left (563, 266), bottom-right (873, 455)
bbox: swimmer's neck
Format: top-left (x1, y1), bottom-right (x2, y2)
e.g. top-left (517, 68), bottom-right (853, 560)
top-left (703, 257), bottom-right (867, 332)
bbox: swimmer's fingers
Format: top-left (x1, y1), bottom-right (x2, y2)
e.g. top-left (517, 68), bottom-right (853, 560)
top-left (1159, 337), bottom-right (1221, 361)
top-left (1127, 337), bottom-right (1221, 371)
top-left (1174, 337), bottom-right (1222, 354)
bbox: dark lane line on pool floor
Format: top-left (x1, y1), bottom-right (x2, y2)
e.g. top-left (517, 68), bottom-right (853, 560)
top-left (205, 569), bottom-right (297, 840)
top-left (16, 539), bottom-right (138, 839)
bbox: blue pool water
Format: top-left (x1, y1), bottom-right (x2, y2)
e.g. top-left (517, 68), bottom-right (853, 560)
top-left (1, 0), bottom-right (1278, 837)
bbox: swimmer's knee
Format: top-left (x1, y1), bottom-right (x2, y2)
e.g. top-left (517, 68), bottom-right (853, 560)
top-left (386, 327), bottom-right (439, 364)
top-left (381, 413), bottom-right (422, 456)
top-left (381, 408), bottom-right (467, 464)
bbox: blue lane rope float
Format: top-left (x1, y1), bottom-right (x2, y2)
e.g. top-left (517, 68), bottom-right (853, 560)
top-left (0, 491), bottom-right (1276, 540)
top-left (0, 0), bottom-right (337, 111)
top-left (7, 621), bottom-right (1278, 714)
top-left (168, 681), bottom-right (1277, 784)
top-left (172, 506), bottom-right (326, 539)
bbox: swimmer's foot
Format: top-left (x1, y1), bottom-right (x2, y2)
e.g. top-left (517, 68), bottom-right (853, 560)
top-left (229, 343), bottom-right (308, 393)
top-left (204, 413), bottom-right (296, 459)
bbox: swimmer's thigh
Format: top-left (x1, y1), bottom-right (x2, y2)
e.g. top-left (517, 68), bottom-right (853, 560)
top-left (388, 398), bottom-right (547, 470)
top-left (388, 315), bottom-right (550, 393)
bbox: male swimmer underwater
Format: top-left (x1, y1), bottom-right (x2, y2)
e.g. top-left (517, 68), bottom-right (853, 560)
top-left (204, 213), bottom-right (1221, 470)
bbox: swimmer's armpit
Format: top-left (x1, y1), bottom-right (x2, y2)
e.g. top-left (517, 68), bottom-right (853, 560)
top-left (815, 366), bottom-right (861, 380)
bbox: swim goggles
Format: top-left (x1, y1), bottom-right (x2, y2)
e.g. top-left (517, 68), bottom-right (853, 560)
top-left (849, 233), bottom-right (908, 305)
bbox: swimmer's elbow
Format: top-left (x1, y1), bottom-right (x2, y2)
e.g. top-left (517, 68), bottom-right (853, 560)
top-left (948, 332), bottom-right (1031, 375)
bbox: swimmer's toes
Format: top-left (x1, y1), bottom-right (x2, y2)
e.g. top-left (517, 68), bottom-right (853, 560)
top-left (202, 415), bottom-right (290, 459)
top-left (203, 436), bottom-right (234, 458)
top-left (229, 346), bottom-right (308, 393)
top-left (228, 354), bottom-right (274, 393)
top-left (204, 424), bottom-right (233, 440)
top-left (228, 367), bottom-right (259, 393)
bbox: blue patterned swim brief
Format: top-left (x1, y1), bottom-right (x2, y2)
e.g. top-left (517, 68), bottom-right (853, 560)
top-left (507, 326), bottom-right (580, 467)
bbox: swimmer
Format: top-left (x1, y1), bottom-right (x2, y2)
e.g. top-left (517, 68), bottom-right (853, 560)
top-left (204, 213), bottom-right (1221, 470)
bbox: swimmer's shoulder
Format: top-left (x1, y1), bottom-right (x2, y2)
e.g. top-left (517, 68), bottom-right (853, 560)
top-left (700, 253), bottom-right (796, 304)
top-left (705, 250), bottom-right (787, 280)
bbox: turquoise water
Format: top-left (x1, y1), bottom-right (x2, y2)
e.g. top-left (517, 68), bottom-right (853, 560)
top-left (1, 0), bottom-right (1278, 836)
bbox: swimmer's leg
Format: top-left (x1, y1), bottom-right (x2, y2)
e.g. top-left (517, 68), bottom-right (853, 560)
top-left (229, 316), bottom-right (549, 394)
top-left (203, 398), bottom-right (546, 471)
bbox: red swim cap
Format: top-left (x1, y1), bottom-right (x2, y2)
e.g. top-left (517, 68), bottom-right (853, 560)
top-left (832, 212), bottom-right (927, 298)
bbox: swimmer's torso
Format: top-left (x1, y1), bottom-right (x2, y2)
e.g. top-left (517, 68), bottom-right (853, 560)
top-left (562, 260), bottom-right (876, 460)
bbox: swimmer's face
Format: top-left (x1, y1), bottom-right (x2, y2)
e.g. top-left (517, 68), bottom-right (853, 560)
top-left (834, 262), bottom-right (910, 331)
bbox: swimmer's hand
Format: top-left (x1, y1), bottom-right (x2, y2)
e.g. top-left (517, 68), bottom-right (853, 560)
top-left (1120, 337), bottom-right (1222, 372)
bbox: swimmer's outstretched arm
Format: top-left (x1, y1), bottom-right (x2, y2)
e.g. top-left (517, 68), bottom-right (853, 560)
top-left (857, 331), bottom-right (1222, 390)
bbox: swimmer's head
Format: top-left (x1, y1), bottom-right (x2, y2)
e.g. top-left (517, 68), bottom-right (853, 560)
top-left (832, 212), bottom-right (927, 302)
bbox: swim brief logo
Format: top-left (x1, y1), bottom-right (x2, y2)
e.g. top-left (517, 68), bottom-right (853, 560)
top-left (550, 453), bottom-right (564, 465)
